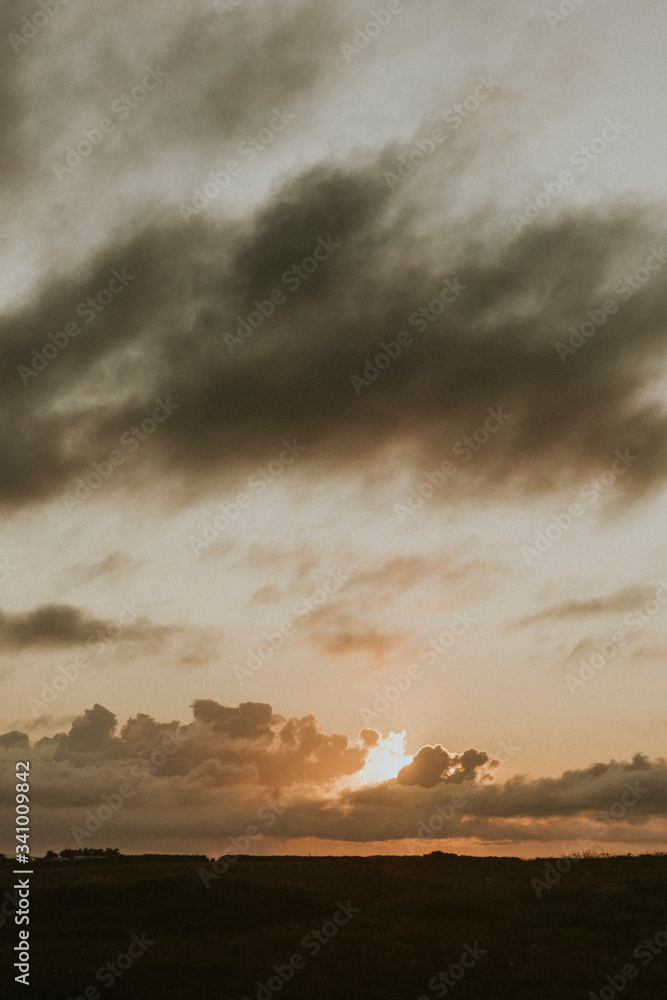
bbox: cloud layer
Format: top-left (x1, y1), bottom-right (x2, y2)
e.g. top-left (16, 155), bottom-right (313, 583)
top-left (1, 0), bottom-right (666, 516)
top-left (3, 171), bottom-right (667, 511)
top-left (2, 704), bottom-right (665, 852)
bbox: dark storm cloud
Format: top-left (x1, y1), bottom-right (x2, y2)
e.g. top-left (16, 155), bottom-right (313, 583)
top-left (1, 106), bottom-right (667, 510)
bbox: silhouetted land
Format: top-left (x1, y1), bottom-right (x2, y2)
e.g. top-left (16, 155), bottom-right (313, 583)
top-left (2, 852), bottom-right (666, 999)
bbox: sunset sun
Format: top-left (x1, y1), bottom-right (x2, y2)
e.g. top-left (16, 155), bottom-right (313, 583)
top-left (354, 732), bottom-right (414, 787)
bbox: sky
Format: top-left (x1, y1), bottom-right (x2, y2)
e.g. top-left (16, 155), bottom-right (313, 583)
top-left (0, 0), bottom-right (666, 858)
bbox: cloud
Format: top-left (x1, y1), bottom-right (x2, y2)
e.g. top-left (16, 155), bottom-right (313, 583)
top-left (0, 127), bottom-right (665, 514)
top-left (512, 584), bottom-right (660, 628)
top-left (0, 0), bottom-right (665, 525)
top-left (0, 603), bottom-right (209, 673)
top-left (68, 703), bottom-right (117, 751)
top-left (302, 605), bottom-right (405, 669)
top-left (2, 704), bottom-right (666, 851)
top-left (248, 584), bottom-right (283, 607)
top-left (316, 622), bottom-right (403, 663)
top-left (0, 604), bottom-right (124, 650)
top-left (294, 553), bottom-right (491, 670)
top-left (461, 753), bottom-right (666, 820)
top-left (2, 0), bottom-right (346, 201)
top-left (0, 699), bottom-right (373, 804)
top-left (396, 745), bottom-right (496, 787)
top-left (68, 552), bottom-right (139, 588)
top-left (190, 699), bottom-right (275, 740)
top-left (344, 555), bottom-right (477, 602)
top-left (0, 729), bottom-right (30, 750)
top-left (265, 752), bottom-right (667, 844)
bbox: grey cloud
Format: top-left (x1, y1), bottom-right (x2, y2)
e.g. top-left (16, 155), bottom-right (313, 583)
top-left (8, 0), bottom-right (345, 188)
top-left (68, 703), bottom-right (117, 751)
top-left (1, 153), bottom-right (666, 513)
top-left (267, 752), bottom-right (667, 842)
top-left (513, 584), bottom-right (661, 629)
top-left (0, 601), bottom-right (188, 656)
top-left (0, 604), bottom-right (121, 650)
top-left (190, 699), bottom-right (276, 740)
top-left (463, 753), bottom-right (667, 819)
top-left (0, 700), bottom-right (373, 806)
top-left (396, 745), bottom-right (495, 788)
top-left (0, 0), bottom-right (665, 518)
top-left (0, 0), bottom-right (31, 178)
top-left (0, 729), bottom-right (29, 750)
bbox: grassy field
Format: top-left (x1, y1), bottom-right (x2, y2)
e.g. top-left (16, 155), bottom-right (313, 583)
top-left (2, 853), bottom-right (666, 999)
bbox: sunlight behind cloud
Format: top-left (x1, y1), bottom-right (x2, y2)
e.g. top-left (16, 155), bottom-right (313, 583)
top-left (350, 731), bottom-right (414, 788)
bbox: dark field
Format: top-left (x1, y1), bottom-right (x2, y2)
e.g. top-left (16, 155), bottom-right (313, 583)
top-left (2, 853), bottom-right (667, 1000)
